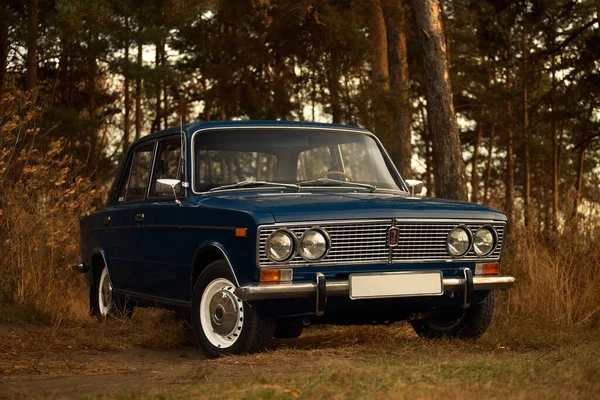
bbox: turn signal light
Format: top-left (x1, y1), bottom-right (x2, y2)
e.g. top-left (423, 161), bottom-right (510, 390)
top-left (260, 269), bottom-right (293, 283)
top-left (475, 263), bottom-right (499, 276)
top-left (235, 228), bottom-right (247, 237)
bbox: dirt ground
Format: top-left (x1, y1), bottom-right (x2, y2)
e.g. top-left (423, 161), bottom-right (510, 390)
top-left (1, 309), bottom-right (600, 399)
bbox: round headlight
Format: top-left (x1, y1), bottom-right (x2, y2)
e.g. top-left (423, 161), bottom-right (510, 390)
top-left (473, 227), bottom-right (496, 256)
top-left (447, 226), bottom-right (471, 257)
top-left (266, 230), bottom-right (295, 262)
top-left (299, 229), bottom-right (329, 261)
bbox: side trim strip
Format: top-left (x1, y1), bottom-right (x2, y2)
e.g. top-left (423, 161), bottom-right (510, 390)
top-left (113, 288), bottom-right (191, 308)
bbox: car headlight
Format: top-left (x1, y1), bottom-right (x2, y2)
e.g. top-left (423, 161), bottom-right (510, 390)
top-left (299, 228), bottom-right (329, 261)
top-left (266, 230), bottom-right (295, 262)
top-left (473, 227), bottom-right (496, 256)
top-left (447, 226), bottom-right (471, 256)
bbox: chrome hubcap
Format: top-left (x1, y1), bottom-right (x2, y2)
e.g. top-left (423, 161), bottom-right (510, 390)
top-left (101, 276), bottom-right (112, 309)
top-left (209, 289), bottom-right (239, 336)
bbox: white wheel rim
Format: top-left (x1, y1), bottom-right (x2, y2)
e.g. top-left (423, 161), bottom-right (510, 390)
top-left (200, 278), bottom-right (244, 349)
top-left (98, 267), bottom-right (113, 317)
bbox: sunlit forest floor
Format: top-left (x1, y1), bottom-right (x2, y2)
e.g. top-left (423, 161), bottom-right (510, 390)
top-left (1, 304), bottom-right (599, 399)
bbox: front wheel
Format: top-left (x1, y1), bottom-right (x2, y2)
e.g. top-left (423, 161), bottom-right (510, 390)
top-left (191, 260), bottom-right (275, 358)
top-left (411, 290), bottom-right (496, 340)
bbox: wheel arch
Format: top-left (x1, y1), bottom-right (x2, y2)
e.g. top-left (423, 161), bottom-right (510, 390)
top-left (190, 243), bottom-right (239, 295)
top-left (90, 248), bottom-right (109, 285)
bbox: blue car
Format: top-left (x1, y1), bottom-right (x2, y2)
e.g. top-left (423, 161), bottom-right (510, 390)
top-left (78, 121), bottom-right (515, 358)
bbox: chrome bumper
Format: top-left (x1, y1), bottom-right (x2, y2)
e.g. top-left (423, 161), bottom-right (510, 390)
top-left (234, 275), bottom-right (515, 301)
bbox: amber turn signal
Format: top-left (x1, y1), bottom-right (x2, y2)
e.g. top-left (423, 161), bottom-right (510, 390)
top-left (475, 263), bottom-right (499, 276)
top-left (235, 228), bottom-right (247, 237)
top-left (259, 269), bottom-right (293, 283)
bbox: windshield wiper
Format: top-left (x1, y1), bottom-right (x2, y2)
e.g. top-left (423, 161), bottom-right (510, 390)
top-left (209, 181), bottom-right (300, 192)
top-left (298, 178), bottom-right (376, 193)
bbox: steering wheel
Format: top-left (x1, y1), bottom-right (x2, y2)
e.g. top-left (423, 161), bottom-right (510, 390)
top-left (313, 170), bottom-right (354, 182)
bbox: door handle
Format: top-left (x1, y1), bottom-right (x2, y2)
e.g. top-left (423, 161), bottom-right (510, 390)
top-left (135, 213), bottom-right (145, 222)
top-left (103, 216), bottom-right (111, 225)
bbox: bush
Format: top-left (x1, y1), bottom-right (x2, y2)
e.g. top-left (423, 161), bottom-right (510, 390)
top-left (0, 91), bottom-right (103, 319)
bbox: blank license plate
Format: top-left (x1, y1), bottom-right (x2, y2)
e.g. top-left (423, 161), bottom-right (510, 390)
top-left (349, 271), bottom-right (443, 299)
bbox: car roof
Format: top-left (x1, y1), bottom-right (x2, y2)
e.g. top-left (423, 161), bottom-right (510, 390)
top-left (134, 120), bottom-right (371, 145)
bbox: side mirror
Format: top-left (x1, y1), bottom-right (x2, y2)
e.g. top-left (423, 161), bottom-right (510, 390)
top-left (405, 179), bottom-right (424, 197)
top-left (157, 178), bottom-right (182, 206)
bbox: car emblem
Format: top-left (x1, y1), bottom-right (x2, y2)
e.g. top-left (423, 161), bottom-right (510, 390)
top-left (388, 227), bottom-right (399, 247)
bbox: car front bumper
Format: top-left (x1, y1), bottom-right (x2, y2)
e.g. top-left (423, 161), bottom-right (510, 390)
top-left (234, 274), bottom-right (515, 301)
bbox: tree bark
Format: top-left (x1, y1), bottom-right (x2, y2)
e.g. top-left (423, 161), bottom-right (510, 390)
top-left (151, 41), bottom-right (162, 132)
top-left (470, 106), bottom-right (484, 203)
top-left (0, 0), bottom-right (8, 104)
top-left (26, 0), bottom-right (38, 90)
top-left (367, 0), bottom-right (390, 91)
top-left (483, 124), bottom-right (496, 203)
top-left (328, 50), bottom-right (342, 124)
top-left (522, 22), bottom-right (531, 227)
top-left (135, 33), bottom-right (143, 140)
top-left (412, 0), bottom-right (467, 200)
top-left (383, 0), bottom-right (412, 178)
top-left (161, 41), bottom-right (168, 128)
top-left (123, 17), bottom-right (131, 154)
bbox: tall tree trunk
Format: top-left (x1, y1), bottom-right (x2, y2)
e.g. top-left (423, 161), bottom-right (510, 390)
top-left (574, 147), bottom-right (585, 214)
top-left (483, 124), bottom-right (496, 203)
top-left (551, 53), bottom-right (559, 231)
top-left (383, 0), bottom-right (412, 178)
top-left (328, 50), bottom-right (342, 124)
top-left (367, 0), bottom-right (391, 152)
top-left (470, 106), bottom-right (484, 203)
top-left (0, 0), bottom-right (8, 105)
top-left (135, 34), bottom-right (143, 140)
top-left (152, 41), bottom-right (162, 132)
top-left (504, 46), bottom-right (515, 226)
top-left (123, 18), bottom-right (131, 154)
top-left (26, 0), bottom-right (38, 90)
top-left (438, 0), bottom-right (451, 67)
top-left (161, 41), bottom-right (168, 128)
top-left (412, 0), bottom-right (467, 200)
top-left (522, 22), bottom-right (531, 227)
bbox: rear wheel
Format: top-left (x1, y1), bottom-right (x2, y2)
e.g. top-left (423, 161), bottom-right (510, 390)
top-left (90, 264), bottom-right (133, 319)
top-left (411, 291), bottom-right (496, 340)
top-left (191, 260), bottom-right (275, 358)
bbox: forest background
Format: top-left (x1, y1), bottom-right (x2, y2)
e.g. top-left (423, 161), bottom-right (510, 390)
top-left (1, 0), bottom-right (600, 330)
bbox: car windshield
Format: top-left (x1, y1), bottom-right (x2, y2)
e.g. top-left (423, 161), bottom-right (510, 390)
top-left (192, 128), bottom-right (405, 193)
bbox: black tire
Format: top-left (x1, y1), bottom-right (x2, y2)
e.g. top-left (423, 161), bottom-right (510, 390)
top-left (191, 260), bottom-right (275, 358)
top-left (274, 321), bottom-right (304, 339)
top-left (411, 290), bottom-right (496, 340)
top-left (90, 264), bottom-right (134, 319)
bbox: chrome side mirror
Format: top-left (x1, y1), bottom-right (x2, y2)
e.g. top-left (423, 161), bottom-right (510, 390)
top-left (405, 179), bottom-right (424, 197)
top-left (157, 178), bottom-right (182, 206)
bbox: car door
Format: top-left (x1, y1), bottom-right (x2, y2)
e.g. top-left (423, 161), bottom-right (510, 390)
top-left (135, 136), bottom-right (190, 302)
top-left (103, 141), bottom-right (156, 294)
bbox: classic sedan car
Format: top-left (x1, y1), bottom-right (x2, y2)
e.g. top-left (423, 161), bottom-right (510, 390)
top-left (78, 121), bottom-right (514, 358)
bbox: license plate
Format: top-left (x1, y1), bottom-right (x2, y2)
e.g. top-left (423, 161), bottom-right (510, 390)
top-left (349, 271), bottom-right (444, 299)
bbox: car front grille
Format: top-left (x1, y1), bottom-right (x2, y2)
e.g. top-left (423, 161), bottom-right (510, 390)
top-left (257, 219), bottom-right (506, 267)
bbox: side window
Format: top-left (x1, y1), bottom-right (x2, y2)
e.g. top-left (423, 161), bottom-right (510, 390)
top-left (149, 138), bottom-right (185, 198)
top-left (115, 143), bottom-right (155, 203)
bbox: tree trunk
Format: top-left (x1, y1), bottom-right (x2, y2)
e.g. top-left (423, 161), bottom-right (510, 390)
top-left (470, 106), bottom-right (484, 203)
top-left (26, 0), bottom-right (38, 90)
top-left (328, 50), bottom-right (342, 124)
top-left (152, 41), bottom-right (162, 132)
top-left (522, 22), bottom-right (531, 227)
top-left (438, 0), bottom-right (451, 67)
top-left (0, 0), bottom-right (8, 104)
top-left (574, 147), bottom-right (585, 214)
top-left (483, 124), bottom-right (496, 203)
top-left (504, 46), bottom-right (515, 226)
top-left (551, 53), bottom-right (559, 231)
top-left (367, 0), bottom-right (390, 91)
top-left (412, 0), bottom-right (467, 200)
top-left (123, 18), bottom-right (131, 154)
top-left (161, 41), bottom-right (168, 128)
top-left (135, 33), bottom-right (143, 140)
top-left (383, 0), bottom-right (412, 178)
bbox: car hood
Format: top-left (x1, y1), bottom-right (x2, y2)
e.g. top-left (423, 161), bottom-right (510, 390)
top-left (200, 191), bottom-right (506, 223)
